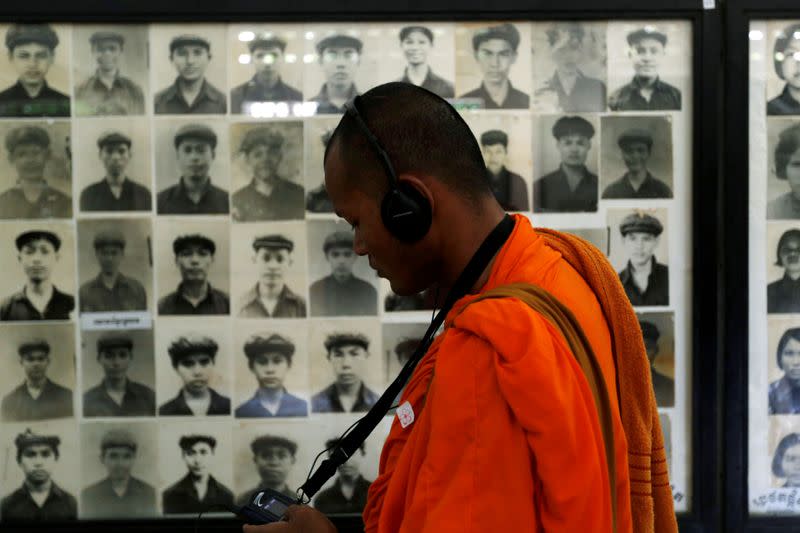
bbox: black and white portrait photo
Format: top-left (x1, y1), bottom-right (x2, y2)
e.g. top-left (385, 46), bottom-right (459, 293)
top-left (156, 221), bottom-right (230, 316)
top-left (151, 25), bottom-right (227, 115)
top-left (607, 22), bottom-right (688, 112)
top-left (636, 312), bottom-right (675, 407)
top-left (766, 21), bottom-right (800, 115)
top-left (229, 26), bottom-right (304, 115)
top-left (77, 220), bottom-right (151, 313)
top-left (608, 209), bottom-right (670, 307)
top-left (0, 24), bottom-right (70, 117)
top-left (155, 120), bottom-right (230, 215)
top-left (234, 327), bottom-right (309, 418)
top-left (456, 22), bottom-right (531, 109)
top-left (73, 25), bottom-right (147, 116)
top-left (531, 22), bottom-right (607, 113)
top-left (770, 430), bottom-right (800, 488)
top-left (0, 122), bottom-right (72, 219)
top-left (383, 285), bottom-right (437, 313)
top-left (307, 221), bottom-right (378, 317)
top-left (230, 121), bottom-right (305, 221)
top-left (533, 115), bottom-right (599, 213)
top-left (312, 437), bottom-right (372, 515)
top-left (767, 119), bottom-right (800, 219)
top-left (236, 433), bottom-right (299, 504)
top-left (768, 320), bottom-right (800, 414)
top-left (81, 330), bottom-right (156, 418)
top-left (0, 224), bottom-right (75, 321)
top-left (600, 115), bottom-right (674, 200)
top-left (382, 322), bottom-right (427, 399)
top-left (232, 224), bottom-right (307, 319)
top-left (0, 324), bottom-right (74, 422)
top-left (79, 423), bottom-right (158, 519)
top-left (767, 224), bottom-right (800, 314)
top-left (304, 117), bottom-right (340, 214)
top-left (75, 120), bottom-right (152, 212)
top-left (390, 24), bottom-right (455, 99)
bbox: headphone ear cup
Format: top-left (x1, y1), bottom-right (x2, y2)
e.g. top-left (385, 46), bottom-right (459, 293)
top-left (381, 183), bottom-right (432, 243)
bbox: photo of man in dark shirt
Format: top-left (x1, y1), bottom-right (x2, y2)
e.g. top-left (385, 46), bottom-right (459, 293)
top-left (617, 212), bottom-right (669, 306)
top-left (236, 435), bottom-right (298, 505)
top-left (83, 334), bottom-right (156, 417)
top-left (638, 319), bottom-right (674, 407)
top-left (313, 438), bottom-right (372, 514)
top-left (768, 229), bottom-right (800, 313)
top-left (235, 333), bottom-right (308, 418)
top-left (0, 230), bottom-right (74, 321)
top-left (162, 434), bottom-right (234, 515)
top-left (305, 129), bottom-right (335, 213)
top-left (397, 25), bottom-right (454, 98)
top-left (238, 234), bottom-right (306, 318)
top-left (459, 23), bottom-right (529, 109)
top-left (79, 229), bottom-right (147, 313)
top-left (309, 231), bottom-right (376, 316)
top-left (80, 429), bottom-right (157, 518)
top-left (311, 333), bottom-right (379, 414)
top-left (1, 338), bottom-right (73, 421)
top-left (534, 116), bottom-right (598, 213)
top-left (2, 430), bottom-right (76, 522)
top-left (232, 126), bottom-right (304, 221)
top-left (231, 34), bottom-right (302, 115)
top-left (311, 35), bottom-right (361, 114)
top-left (159, 335), bottom-right (231, 416)
top-left (75, 31), bottom-right (145, 116)
top-left (480, 129), bottom-right (528, 211)
top-left (79, 130), bottom-right (152, 212)
top-left (768, 22), bottom-right (800, 115)
top-left (157, 124), bottom-right (229, 215)
top-left (158, 234), bottom-right (229, 315)
top-left (602, 128), bottom-right (673, 199)
top-left (154, 34), bottom-right (226, 114)
top-left (0, 24), bottom-right (70, 117)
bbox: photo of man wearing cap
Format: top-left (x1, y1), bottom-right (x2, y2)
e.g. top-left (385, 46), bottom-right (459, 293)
top-left (80, 428), bottom-right (157, 518)
top-left (609, 27), bottom-right (681, 111)
top-left (159, 335), bottom-right (230, 416)
top-left (74, 31), bottom-right (145, 116)
top-left (237, 435), bottom-right (298, 505)
top-left (238, 234), bottom-right (306, 318)
top-left (311, 332), bottom-right (379, 413)
top-left (617, 211), bottom-right (669, 306)
top-left (638, 317), bottom-right (674, 406)
top-left (0, 125), bottom-right (72, 219)
top-left (397, 25), bottom-right (454, 99)
top-left (479, 129), bottom-right (529, 211)
top-left (235, 333), bottom-right (308, 417)
top-left (0, 230), bottom-right (74, 321)
top-left (231, 126), bottom-right (304, 221)
top-left (79, 130), bottom-right (152, 212)
top-left (157, 123), bottom-right (229, 215)
top-left (309, 230), bottom-right (377, 317)
top-left (311, 34), bottom-right (362, 114)
top-left (768, 228), bottom-right (800, 313)
top-left (158, 234), bottom-right (229, 315)
top-left (602, 127), bottom-right (673, 199)
top-left (1, 337), bottom-right (73, 421)
top-left (533, 116), bottom-right (598, 213)
top-left (162, 434), bottom-right (234, 515)
top-left (154, 34), bottom-right (226, 114)
top-left (231, 33), bottom-right (303, 114)
top-left (0, 24), bottom-right (70, 117)
top-left (313, 438), bottom-right (372, 515)
top-left (305, 128), bottom-right (335, 213)
top-left (459, 23), bottom-right (529, 109)
top-left (768, 22), bottom-right (800, 115)
top-left (79, 228), bottom-right (147, 313)
top-left (83, 334), bottom-right (156, 417)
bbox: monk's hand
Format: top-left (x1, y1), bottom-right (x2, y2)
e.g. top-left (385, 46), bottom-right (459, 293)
top-left (242, 505), bottom-right (337, 533)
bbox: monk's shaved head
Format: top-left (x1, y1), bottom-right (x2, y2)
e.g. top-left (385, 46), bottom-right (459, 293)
top-left (324, 82), bottom-right (490, 204)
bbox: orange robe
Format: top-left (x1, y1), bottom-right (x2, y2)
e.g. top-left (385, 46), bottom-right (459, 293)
top-left (363, 214), bottom-right (632, 533)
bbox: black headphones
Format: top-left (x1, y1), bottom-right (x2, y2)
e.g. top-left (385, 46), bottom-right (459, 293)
top-left (344, 95), bottom-right (433, 243)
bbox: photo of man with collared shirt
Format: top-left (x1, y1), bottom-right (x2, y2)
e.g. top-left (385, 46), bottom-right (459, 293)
top-left (83, 334), bottom-right (156, 417)
top-left (1, 429), bottom-right (76, 522)
top-left (74, 31), bottom-right (145, 116)
top-left (157, 123), bottom-right (229, 215)
top-left (313, 438), bottom-right (372, 515)
top-left (310, 34), bottom-right (361, 114)
top-left (311, 333), bottom-right (379, 414)
top-left (238, 234), bottom-right (306, 318)
top-left (601, 125), bottom-right (673, 200)
top-left (79, 228), bottom-right (147, 313)
top-left (154, 34), bottom-right (226, 114)
top-left (0, 230), bottom-right (74, 321)
top-left (236, 435), bottom-right (298, 505)
top-left (158, 233), bottom-right (229, 315)
top-left (768, 228), bottom-right (800, 313)
top-left (615, 211), bottom-right (669, 307)
top-left (162, 434), bottom-right (234, 515)
top-left (231, 33), bottom-right (302, 115)
top-left (397, 25), bottom-right (454, 99)
top-left (0, 125), bottom-right (71, 219)
top-left (479, 129), bottom-right (529, 212)
top-left (459, 23), bottom-right (529, 109)
top-left (159, 336), bottom-right (230, 416)
top-left (236, 334), bottom-right (308, 418)
top-left (79, 130), bottom-right (151, 211)
top-left (0, 24), bottom-right (70, 117)
top-left (1, 336), bottom-right (73, 422)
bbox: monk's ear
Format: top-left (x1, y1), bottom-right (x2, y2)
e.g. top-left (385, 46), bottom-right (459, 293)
top-left (395, 173), bottom-right (434, 214)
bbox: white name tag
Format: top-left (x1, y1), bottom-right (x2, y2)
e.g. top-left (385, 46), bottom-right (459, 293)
top-left (396, 401), bottom-right (415, 428)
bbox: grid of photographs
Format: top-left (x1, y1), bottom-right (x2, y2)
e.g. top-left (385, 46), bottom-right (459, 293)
top-left (0, 20), bottom-right (693, 522)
